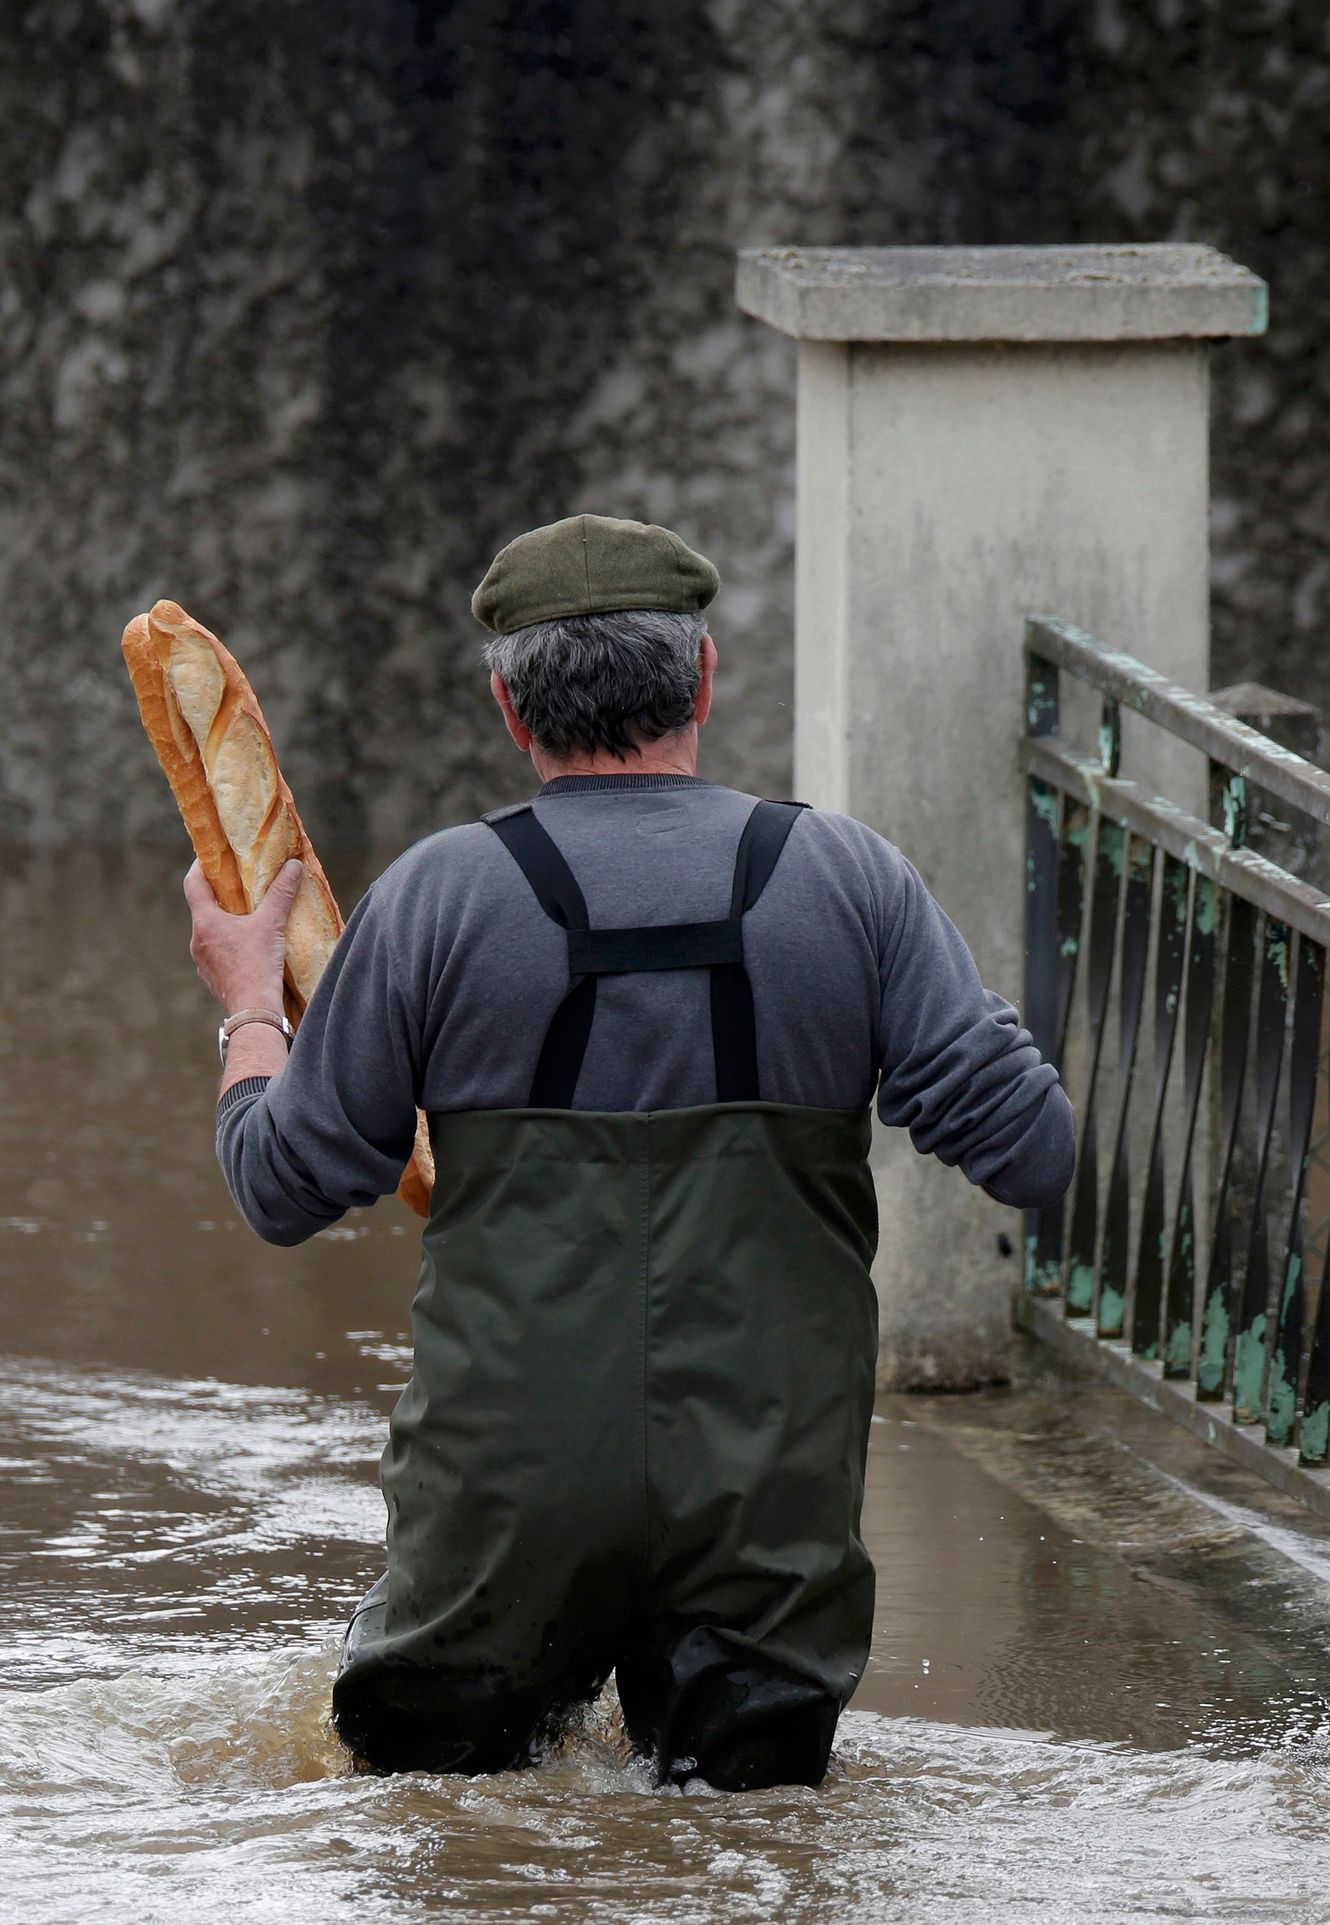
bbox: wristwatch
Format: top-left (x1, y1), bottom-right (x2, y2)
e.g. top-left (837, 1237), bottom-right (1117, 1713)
top-left (218, 1006), bottom-right (295, 1067)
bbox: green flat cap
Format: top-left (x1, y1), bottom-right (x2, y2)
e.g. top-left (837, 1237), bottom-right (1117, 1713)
top-left (471, 513), bottom-right (720, 634)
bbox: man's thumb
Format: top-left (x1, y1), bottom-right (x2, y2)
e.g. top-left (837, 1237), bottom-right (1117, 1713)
top-left (264, 858), bottom-right (305, 920)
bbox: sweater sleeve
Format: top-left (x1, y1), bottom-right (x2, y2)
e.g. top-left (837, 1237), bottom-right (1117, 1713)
top-left (875, 854), bottom-right (1076, 1209)
top-left (215, 879), bottom-right (424, 1245)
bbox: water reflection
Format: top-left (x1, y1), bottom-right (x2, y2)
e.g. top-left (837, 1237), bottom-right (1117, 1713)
top-left (6, 847), bottom-right (1330, 1919)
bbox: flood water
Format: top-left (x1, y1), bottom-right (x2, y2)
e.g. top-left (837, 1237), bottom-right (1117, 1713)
top-left (6, 846), bottom-right (1330, 1923)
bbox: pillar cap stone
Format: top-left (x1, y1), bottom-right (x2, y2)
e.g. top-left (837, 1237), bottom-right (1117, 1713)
top-left (736, 244), bottom-right (1267, 344)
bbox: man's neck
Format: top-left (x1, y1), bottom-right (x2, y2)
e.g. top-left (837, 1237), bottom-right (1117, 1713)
top-left (532, 732), bottom-right (699, 784)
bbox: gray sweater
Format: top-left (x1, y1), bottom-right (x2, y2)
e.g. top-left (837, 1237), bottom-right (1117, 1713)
top-left (217, 774), bottom-right (1075, 1244)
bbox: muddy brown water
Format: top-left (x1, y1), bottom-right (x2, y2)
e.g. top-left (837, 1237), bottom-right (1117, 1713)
top-left (5, 846), bottom-right (1330, 1923)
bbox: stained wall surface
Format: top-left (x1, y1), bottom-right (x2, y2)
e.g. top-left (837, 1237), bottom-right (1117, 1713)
top-left (0, 0), bottom-right (1324, 845)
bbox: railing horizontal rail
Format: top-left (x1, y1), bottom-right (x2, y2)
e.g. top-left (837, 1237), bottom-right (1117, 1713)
top-left (1022, 616), bottom-right (1330, 1514)
top-left (1022, 738), bottom-right (1330, 948)
top-left (1028, 615), bottom-right (1330, 831)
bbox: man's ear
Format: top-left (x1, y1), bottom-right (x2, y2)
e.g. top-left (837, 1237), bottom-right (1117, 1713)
top-left (491, 671), bottom-right (533, 752)
top-left (694, 633), bottom-right (718, 727)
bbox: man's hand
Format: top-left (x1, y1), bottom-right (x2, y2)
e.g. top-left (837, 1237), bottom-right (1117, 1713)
top-left (183, 858), bottom-right (304, 1012)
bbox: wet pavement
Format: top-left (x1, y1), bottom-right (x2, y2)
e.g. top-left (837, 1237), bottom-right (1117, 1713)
top-left (5, 846), bottom-right (1330, 1922)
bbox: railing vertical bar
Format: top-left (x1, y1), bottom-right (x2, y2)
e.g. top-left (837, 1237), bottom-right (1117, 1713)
top-left (1133, 852), bottom-right (1188, 1359)
top-left (1163, 874), bottom-right (1218, 1377)
top-left (1098, 833), bottom-right (1153, 1338)
top-left (1268, 937), bottom-right (1324, 1447)
top-left (1022, 652), bottom-right (1066, 1296)
top-left (1198, 893), bottom-right (1256, 1400)
top-left (1056, 803), bottom-right (1090, 1061)
top-left (1300, 1182), bottom-right (1330, 1467)
top-left (1065, 815), bottom-right (1124, 1316)
top-left (1232, 916), bottom-right (1290, 1424)
top-left (1024, 773), bottom-right (1064, 1294)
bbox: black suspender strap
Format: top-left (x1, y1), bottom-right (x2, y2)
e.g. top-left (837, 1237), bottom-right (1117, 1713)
top-left (484, 806), bottom-right (589, 932)
top-left (570, 921), bottom-right (744, 975)
top-left (485, 798), bottom-right (806, 1108)
top-left (711, 800), bottom-right (806, 1102)
top-left (485, 807), bottom-right (598, 1108)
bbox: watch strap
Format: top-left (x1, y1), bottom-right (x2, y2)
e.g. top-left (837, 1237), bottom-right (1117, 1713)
top-left (218, 1006), bottom-right (295, 1065)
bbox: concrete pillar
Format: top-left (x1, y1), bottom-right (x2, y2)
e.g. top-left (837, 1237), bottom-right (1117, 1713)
top-left (737, 244), bottom-right (1268, 1390)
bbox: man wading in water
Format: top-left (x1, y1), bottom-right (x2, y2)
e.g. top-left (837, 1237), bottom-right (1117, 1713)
top-left (185, 514), bottom-right (1076, 1789)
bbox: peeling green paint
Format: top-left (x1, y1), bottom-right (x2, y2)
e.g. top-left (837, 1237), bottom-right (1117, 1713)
top-left (1029, 783), bottom-right (1060, 832)
top-left (1233, 1314), bottom-right (1267, 1422)
top-left (1266, 1350), bottom-right (1296, 1446)
top-left (1059, 933), bottom-right (1079, 959)
top-left (1064, 805), bottom-right (1090, 850)
top-left (1027, 676), bottom-right (1059, 735)
top-left (1282, 1251), bottom-right (1302, 1316)
top-left (1198, 1293), bottom-right (1229, 1395)
top-left (1266, 919), bottom-right (1290, 990)
top-left (1167, 862), bottom-right (1190, 920)
top-left (1194, 876), bottom-right (1217, 938)
top-left (1301, 1402), bottom-right (1330, 1466)
top-left (1098, 1286), bottom-right (1124, 1337)
top-left (1222, 774), bottom-right (1247, 845)
top-left (1165, 1320), bottom-right (1192, 1375)
top-left (1099, 820), bottom-right (1125, 876)
top-left (1066, 1259), bottom-right (1096, 1314)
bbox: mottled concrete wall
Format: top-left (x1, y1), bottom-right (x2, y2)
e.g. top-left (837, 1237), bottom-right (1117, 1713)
top-left (0, 0), bottom-right (1324, 845)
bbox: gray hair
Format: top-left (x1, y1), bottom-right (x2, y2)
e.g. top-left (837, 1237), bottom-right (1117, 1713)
top-left (483, 608), bottom-right (707, 760)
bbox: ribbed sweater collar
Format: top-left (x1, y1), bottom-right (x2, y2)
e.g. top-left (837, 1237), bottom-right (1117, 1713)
top-left (538, 774), bottom-right (712, 795)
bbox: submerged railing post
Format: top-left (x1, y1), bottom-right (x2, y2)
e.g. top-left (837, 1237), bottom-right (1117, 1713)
top-left (737, 244), bottom-right (1267, 1389)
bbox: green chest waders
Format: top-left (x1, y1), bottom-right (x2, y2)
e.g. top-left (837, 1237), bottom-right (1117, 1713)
top-left (332, 801), bottom-right (881, 1789)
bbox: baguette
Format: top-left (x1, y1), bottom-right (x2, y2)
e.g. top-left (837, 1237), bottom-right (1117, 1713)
top-left (122, 598), bottom-right (434, 1218)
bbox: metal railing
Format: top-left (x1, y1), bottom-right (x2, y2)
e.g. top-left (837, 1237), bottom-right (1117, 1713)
top-left (1020, 616), bottom-right (1330, 1512)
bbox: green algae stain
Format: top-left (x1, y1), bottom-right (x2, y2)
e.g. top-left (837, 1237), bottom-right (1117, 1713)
top-left (1066, 1259), bottom-right (1096, 1314)
top-left (1232, 1314), bottom-right (1267, 1422)
top-left (1300, 1402), bottom-right (1330, 1466)
top-left (1197, 1292), bottom-right (1229, 1395)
